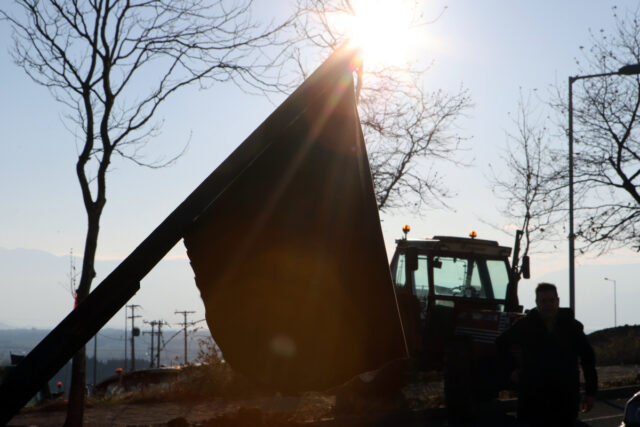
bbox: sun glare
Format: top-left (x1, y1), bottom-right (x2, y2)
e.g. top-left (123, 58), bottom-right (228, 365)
top-left (345, 0), bottom-right (422, 67)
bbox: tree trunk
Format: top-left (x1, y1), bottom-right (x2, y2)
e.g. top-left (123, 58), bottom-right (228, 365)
top-left (64, 210), bottom-right (100, 427)
top-left (64, 347), bottom-right (86, 427)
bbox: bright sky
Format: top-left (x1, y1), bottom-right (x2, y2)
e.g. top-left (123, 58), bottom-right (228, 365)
top-left (0, 1), bottom-right (637, 332)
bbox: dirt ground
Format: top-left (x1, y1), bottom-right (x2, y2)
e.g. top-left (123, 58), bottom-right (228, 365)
top-left (9, 393), bottom-right (335, 426)
top-left (596, 365), bottom-right (640, 387)
top-left (8, 365), bottom-right (640, 426)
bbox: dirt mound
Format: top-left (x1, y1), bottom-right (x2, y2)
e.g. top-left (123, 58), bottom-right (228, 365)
top-left (589, 325), bottom-right (640, 366)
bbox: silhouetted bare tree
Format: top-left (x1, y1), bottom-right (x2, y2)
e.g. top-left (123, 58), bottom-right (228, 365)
top-left (494, 7), bottom-right (640, 256)
top-left (488, 93), bottom-right (565, 263)
top-left (549, 6), bottom-right (640, 253)
top-left (288, 0), bottom-right (472, 211)
top-left (1, 1), bottom-right (293, 425)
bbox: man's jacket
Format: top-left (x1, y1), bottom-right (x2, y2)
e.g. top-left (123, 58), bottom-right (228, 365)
top-left (496, 307), bottom-right (598, 399)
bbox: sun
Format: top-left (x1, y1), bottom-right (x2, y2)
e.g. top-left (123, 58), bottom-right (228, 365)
top-left (343, 0), bottom-right (422, 67)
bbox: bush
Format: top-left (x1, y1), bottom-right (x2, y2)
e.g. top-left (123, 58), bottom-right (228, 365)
top-left (170, 337), bottom-right (262, 400)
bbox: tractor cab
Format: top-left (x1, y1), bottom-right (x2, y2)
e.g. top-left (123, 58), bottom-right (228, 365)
top-left (389, 228), bottom-right (522, 362)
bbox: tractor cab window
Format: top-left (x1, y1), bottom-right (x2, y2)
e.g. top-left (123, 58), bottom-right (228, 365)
top-left (412, 255), bottom-right (429, 299)
top-left (486, 259), bottom-right (509, 300)
top-left (392, 251), bottom-right (428, 299)
top-left (432, 256), bottom-right (507, 300)
top-left (433, 256), bottom-right (484, 298)
top-left (393, 252), bottom-right (406, 288)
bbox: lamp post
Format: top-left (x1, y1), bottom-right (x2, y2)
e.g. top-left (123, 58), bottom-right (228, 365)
top-left (604, 277), bottom-right (617, 327)
top-left (567, 63), bottom-right (640, 312)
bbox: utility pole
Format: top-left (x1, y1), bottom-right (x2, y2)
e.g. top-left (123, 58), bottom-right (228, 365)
top-left (566, 63), bottom-right (640, 312)
top-left (175, 310), bottom-right (195, 365)
top-left (143, 320), bottom-right (157, 368)
top-left (124, 308), bottom-right (128, 372)
top-left (127, 304), bottom-right (141, 371)
top-left (156, 321), bottom-right (167, 367)
top-left (93, 333), bottom-right (98, 388)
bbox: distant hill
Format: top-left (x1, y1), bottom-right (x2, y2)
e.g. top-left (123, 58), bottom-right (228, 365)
top-left (0, 328), bottom-right (212, 366)
top-left (588, 325), bottom-right (640, 366)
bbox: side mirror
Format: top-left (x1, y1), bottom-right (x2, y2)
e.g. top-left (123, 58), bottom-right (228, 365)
top-left (521, 256), bottom-right (530, 279)
top-left (406, 247), bottom-right (418, 271)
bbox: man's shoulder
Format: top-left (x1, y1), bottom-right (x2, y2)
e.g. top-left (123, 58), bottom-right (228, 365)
top-left (510, 308), bottom-right (584, 331)
top-left (557, 307), bottom-right (575, 320)
top-left (509, 309), bottom-right (542, 331)
top-left (557, 308), bottom-right (586, 333)
top-left (522, 308), bottom-right (542, 323)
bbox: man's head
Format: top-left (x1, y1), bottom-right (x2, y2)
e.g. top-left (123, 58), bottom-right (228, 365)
top-left (535, 282), bottom-right (559, 322)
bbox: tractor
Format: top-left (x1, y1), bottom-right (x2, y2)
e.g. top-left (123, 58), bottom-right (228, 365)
top-left (389, 226), bottom-right (529, 420)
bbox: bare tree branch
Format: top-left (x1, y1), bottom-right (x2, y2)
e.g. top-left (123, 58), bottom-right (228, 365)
top-left (488, 91), bottom-right (565, 259)
top-left (0, 1), bottom-right (296, 424)
top-left (545, 7), bottom-right (640, 252)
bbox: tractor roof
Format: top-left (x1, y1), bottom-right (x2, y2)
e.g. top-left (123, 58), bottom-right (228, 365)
top-left (396, 235), bottom-right (512, 258)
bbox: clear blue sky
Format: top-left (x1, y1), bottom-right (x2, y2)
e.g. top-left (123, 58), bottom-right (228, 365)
top-left (0, 1), bottom-right (637, 331)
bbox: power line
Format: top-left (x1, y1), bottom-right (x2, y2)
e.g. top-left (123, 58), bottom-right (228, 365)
top-left (97, 332), bottom-right (124, 341)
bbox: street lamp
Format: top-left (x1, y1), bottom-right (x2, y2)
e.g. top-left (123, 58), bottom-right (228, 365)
top-left (604, 277), bottom-right (617, 327)
top-left (567, 63), bottom-right (640, 312)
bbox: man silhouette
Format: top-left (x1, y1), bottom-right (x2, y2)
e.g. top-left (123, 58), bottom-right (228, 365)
top-left (497, 282), bottom-right (597, 426)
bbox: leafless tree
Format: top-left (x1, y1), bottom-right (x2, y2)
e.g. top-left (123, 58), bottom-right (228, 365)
top-left (488, 93), bottom-right (565, 270)
top-left (549, 6), bottom-right (640, 253)
top-left (1, 1), bottom-right (293, 425)
top-left (288, 0), bottom-right (472, 211)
